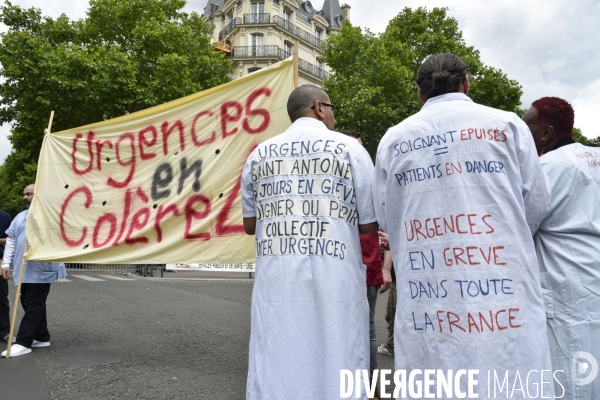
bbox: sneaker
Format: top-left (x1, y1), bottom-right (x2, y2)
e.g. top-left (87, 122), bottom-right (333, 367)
top-left (1, 344), bottom-right (32, 358)
top-left (1, 335), bottom-right (15, 343)
top-left (377, 343), bottom-right (393, 356)
top-left (32, 340), bottom-right (51, 348)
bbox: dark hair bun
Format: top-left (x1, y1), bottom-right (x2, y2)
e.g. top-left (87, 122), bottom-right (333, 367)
top-left (432, 71), bottom-right (450, 81)
top-left (417, 53), bottom-right (467, 100)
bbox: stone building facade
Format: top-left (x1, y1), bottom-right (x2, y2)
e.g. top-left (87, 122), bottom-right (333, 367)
top-left (202, 0), bottom-right (350, 86)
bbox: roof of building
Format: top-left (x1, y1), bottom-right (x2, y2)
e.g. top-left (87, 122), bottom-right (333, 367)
top-left (202, 0), bottom-right (344, 28)
top-left (321, 0), bottom-right (344, 28)
top-left (295, 1), bottom-right (313, 21)
top-left (202, 0), bottom-right (225, 18)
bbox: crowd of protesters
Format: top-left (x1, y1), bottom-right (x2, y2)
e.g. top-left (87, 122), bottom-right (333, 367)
top-left (2, 51), bottom-right (597, 400)
top-left (243, 52), bottom-right (599, 399)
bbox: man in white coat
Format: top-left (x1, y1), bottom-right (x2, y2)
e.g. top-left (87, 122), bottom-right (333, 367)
top-left (241, 85), bottom-right (378, 399)
top-left (524, 97), bottom-right (600, 399)
top-left (1, 184), bottom-right (67, 358)
top-left (373, 53), bottom-right (554, 399)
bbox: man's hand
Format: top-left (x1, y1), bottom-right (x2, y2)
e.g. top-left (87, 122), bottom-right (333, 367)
top-left (378, 231), bottom-right (390, 250)
top-left (243, 217), bottom-right (256, 235)
top-left (380, 268), bottom-right (392, 294)
top-left (1, 267), bottom-right (10, 280)
top-left (379, 248), bottom-right (393, 293)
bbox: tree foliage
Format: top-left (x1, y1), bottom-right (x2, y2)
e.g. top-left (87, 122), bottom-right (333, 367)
top-left (572, 127), bottom-right (600, 146)
top-left (322, 7), bottom-right (523, 157)
top-left (0, 0), bottom-right (232, 216)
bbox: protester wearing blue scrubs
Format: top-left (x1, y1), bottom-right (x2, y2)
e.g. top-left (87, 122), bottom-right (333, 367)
top-left (1, 184), bottom-right (66, 358)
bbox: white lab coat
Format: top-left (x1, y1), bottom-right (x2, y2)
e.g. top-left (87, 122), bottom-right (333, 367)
top-left (534, 142), bottom-right (600, 399)
top-left (373, 93), bottom-right (554, 399)
top-left (241, 118), bottom-right (377, 400)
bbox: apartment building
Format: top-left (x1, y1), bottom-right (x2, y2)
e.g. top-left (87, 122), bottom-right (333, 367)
top-left (202, 0), bottom-right (350, 85)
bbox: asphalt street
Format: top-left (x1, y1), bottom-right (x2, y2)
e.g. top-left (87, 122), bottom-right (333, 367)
top-left (0, 271), bottom-right (394, 399)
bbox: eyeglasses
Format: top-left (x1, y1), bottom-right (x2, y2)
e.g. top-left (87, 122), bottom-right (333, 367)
top-left (311, 102), bottom-right (338, 117)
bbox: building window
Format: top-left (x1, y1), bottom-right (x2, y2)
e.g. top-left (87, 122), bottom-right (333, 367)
top-left (315, 28), bottom-right (323, 43)
top-left (316, 57), bottom-right (323, 70)
top-left (282, 9), bottom-right (293, 30)
top-left (248, 67), bottom-right (262, 74)
top-left (250, 34), bottom-right (264, 56)
top-left (251, 2), bottom-right (265, 14)
top-left (284, 41), bottom-right (293, 57)
top-left (247, 2), bottom-right (267, 24)
top-left (249, 2), bottom-right (266, 24)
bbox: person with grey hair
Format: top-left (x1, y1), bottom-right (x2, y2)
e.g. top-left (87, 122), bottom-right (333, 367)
top-left (1, 184), bottom-right (67, 358)
top-left (373, 53), bottom-right (554, 397)
top-left (241, 85), bottom-right (378, 399)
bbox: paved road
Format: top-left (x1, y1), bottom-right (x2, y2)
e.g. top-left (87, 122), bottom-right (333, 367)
top-left (0, 271), bottom-right (394, 399)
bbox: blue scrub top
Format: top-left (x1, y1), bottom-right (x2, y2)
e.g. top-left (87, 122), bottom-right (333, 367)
top-left (6, 210), bottom-right (67, 286)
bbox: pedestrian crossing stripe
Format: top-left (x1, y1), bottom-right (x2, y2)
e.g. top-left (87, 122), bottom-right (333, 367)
top-left (98, 275), bottom-right (134, 281)
top-left (64, 275), bottom-right (136, 282)
top-left (72, 275), bottom-right (105, 281)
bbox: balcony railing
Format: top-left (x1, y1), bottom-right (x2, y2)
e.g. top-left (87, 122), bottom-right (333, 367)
top-left (244, 13), bottom-right (270, 24)
top-left (299, 58), bottom-right (330, 80)
top-left (219, 17), bottom-right (241, 39)
top-left (233, 46), bottom-right (330, 80)
top-left (232, 45), bottom-right (285, 58)
top-left (272, 16), bottom-right (322, 49)
top-left (219, 15), bottom-right (324, 50)
top-left (219, 14), bottom-right (270, 39)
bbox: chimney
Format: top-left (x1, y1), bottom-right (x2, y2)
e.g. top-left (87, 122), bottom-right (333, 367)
top-left (341, 3), bottom-right (351, 22)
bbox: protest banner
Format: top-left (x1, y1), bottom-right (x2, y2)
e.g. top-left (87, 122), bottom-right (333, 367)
top-left (25, 58), bottom-right (294, 264)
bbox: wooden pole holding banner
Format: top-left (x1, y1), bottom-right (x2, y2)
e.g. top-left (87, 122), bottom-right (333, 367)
top-left (293, 41), bottom-right (299, 89)
top-left (45, 110), bottom-right (54, 134)
top-left (6, 110), bottom-right (53, 358)
top-left (5, 244), bottom-right (28, 358)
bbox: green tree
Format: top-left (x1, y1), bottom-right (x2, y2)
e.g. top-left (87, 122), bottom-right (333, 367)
top-left (572, 128), bottom-right (589, 144)
top-left (322, 7), bottom-right (523, 157)
top-left (571, 127), bottom-right (600, 145)
top-left (0, 0), bottom-right (232, 216)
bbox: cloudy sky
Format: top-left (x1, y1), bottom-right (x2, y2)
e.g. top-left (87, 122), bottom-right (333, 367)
top-left (1, 0), bottom-right (599, 162)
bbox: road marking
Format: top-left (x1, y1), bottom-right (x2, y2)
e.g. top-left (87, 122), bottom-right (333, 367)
top-left (56, 278), bottom-right (71, 282)
top-left (98, 275), bottom-right (134, 281)
top-left (72, 275), bottom-right (105, 282)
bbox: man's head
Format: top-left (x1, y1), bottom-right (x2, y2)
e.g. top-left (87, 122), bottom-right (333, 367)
top-left (416, 53), bottom-right (469, 103)
top-left (340, 130), bottom-right (362, 145)
top-left (287, 85), bottom-right (336, 129)
top-left (523, 97), bottom-right (574, 155)
top-left (23, 184), bottom-right (35, 209)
